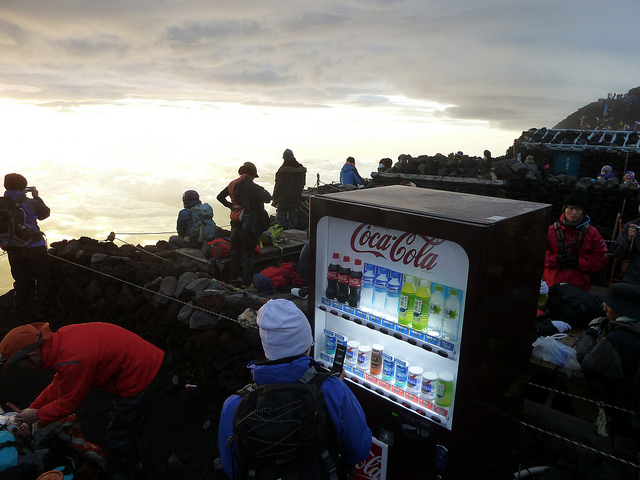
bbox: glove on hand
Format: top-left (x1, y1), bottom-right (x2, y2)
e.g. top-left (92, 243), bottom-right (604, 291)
top-left (557, 253), bottom-right (579, 269)
top-left (551, 320), bottom-right (572, 333)
top-left (586, 317), bottom-right (607, 336)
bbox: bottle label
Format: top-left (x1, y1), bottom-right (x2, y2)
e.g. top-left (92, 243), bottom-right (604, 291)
top-left (429, 303), bottom-right (442, 315)
top-left (327, 270), bottom-right (338, 280)
top-left (414, 298), bottom-right (425, 314)
top-left (338, 273), bottom-right (349, 283)
top-left (349, 277), bottom-right (362, 288)
top-left (443, 307), bottom-right (458, 320)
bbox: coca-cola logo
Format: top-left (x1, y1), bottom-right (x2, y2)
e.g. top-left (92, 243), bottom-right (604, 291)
top-left (350, 224), bottom-right (445, 271)
top-left (356, 451), bottom-right (383, 480)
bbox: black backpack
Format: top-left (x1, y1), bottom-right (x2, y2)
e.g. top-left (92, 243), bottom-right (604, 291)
top-left (0, 197), bottom-right (34, 250)
top-left (230, 367), bottom-right (346, 480)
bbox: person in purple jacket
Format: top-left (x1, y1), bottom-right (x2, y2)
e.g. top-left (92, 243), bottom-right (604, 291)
top-left (218, 299), bottom-right (372, 478)
top-left (2, 173), bottom-right (52, 319)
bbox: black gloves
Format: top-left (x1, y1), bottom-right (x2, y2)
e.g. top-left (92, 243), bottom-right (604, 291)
top-left (557, 253), bottom-right (579, 269)
top-left (585, 317), bottom-right (607, 336)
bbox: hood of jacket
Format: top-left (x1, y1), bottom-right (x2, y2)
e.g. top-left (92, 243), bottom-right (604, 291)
top-left (248, 355), bottom-right (315, 385)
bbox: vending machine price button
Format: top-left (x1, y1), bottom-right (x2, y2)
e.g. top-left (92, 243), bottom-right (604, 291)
top-left (355, 309), bottom-right (367, 319)
top-left (319, 352), bottom-right (333, 363)
top-left (343, 305), bottom-right (355, 315)
top-left (392, 332), bottom-right (403, 340)
top-left (409, 329), bottom-right (424, 341)
top-left (379, 380), bottom-right (391, 391)
top-left (395, 324), bottom-right (410, 335)
top-left (391, 386), bottom-right (405, 397)
top-left (437, 350), bottom-right (450, 358)
top-left (353, 369), bottom-right (365, 379)
top-left (401, 401), bottom-right (411, 409)
top-left (321, 298), bottom-right (332, 307)
top-left (365, 374), bottom-right (378, 384)
top-left (419, 398), bottom-right (432, 409)
top-left (368, 314), bottom-right (381, 325)
top-left (425, 335), bottom-right (439, 346)
top-left (405, 392), bottom-right (419, 404)
top-left (434, 405), bottom-right (449, 417)
top-left (366, 323), bottom-right (376, 330)
top-left (381, 319), bottom-right (395, 329)
top-left (407, 338), bottom-right (417, 346)
top-left (421, 344), bottom-right (433, 352)
top-left (439, 339), bottom-right (455, 351)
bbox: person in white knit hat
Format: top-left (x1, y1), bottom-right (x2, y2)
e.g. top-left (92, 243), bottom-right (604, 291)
top-left (217, 299), bottom-right (371, 478)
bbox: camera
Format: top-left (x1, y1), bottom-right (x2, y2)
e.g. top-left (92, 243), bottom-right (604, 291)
top-left (24, 186), bottom-right (36, 193)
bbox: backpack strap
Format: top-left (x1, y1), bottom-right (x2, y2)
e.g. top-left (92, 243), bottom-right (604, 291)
top-left (297, 367), bottom-right (340, 480)
top-left (554, 221), bottom-right (589, 254)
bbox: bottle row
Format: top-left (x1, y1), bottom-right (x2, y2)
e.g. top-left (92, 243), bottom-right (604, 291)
top-left (323, 330), bottom-right (455, 409)
top-left (325, 253), bottom-right (463, 341)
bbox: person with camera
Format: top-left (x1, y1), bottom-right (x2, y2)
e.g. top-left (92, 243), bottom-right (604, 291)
top-left (1, 173), bottom-right (52, 319)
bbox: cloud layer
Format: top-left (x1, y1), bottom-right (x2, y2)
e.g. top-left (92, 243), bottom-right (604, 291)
top-left (2, 1), bottom-right (639, 130)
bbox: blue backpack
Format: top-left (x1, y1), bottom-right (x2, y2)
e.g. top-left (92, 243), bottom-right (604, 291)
top-left (189, 203), bottom-right (217, 243)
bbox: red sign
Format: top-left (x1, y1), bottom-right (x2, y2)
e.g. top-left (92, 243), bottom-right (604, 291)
top-left (355, 437), bottom-right (388, 480)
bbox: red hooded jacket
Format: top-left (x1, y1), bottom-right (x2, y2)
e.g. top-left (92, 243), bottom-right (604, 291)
top-left (543, 214), bottom-right (608, 292)
top-left (31, 322), bottom-right (164, 422)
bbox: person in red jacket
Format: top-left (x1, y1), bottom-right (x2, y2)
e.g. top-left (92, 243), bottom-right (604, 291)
top-left (543, 190), bottom-right (608, 291)
top-left (0, 322), bottom-right (164, 480)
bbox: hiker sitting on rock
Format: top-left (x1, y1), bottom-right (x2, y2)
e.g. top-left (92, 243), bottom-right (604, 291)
top-left (2, 173), bottom-right (52, 320)
top-left (0, 322), bottom-right (164, 480)
top-left (218, 299), bottom-right (371, 479)
top-left (169, 190), bottom-right (217, 248)
top-left (575, 283), bottom-right (640, 437)
top-left (340, 156), bottom-right (366, 190)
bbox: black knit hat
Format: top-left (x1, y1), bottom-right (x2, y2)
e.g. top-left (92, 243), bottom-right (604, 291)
top-left (562, 190), bottom-right (588, 212)
top-left (283, 149), bottom-right (295, 161)
top-left (4, 173), bottom-right (27, 191)
top-left (182, 190), bottom-right (199, 206)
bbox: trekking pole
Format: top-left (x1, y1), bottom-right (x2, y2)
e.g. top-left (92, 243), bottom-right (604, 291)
top-left (6, 401), bottom-right (22, 413)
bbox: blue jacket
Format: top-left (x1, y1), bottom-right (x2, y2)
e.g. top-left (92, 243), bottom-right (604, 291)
top-left (3, 190), bottom-right (49, 248)
top-left (176, 199), bottom-right (201, 237)
top-left (340, 163), bottom-right (364, 186)
top-left (218, 356), bottom-right (372, 478)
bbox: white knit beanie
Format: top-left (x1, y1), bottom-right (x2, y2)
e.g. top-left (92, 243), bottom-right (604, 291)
top-left (257, 299), bottom-right (313, 360)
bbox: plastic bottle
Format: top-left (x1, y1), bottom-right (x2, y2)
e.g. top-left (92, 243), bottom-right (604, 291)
top-left (384, 271), bottom-right (402, 320)
top-left (336, 255), bottom-right (351, 303)
top-left (397, 275), bottom-right (416, 326)
top-left (442, 289), bottom-right (461, 341)
top-left (370, 344), bottom-right (384, 375)
top-left (371, 267), bottom-right (389, 314)
top-left (359, 264), bottom-right (376, 310)
top-left (347, 259), bottom-right (363, 308)
top-left (325, 252), bottom-right (340, 299)
top-left (412, 278), bottom-right (431, 331)
top-left (427, 284), bottom-right (445, 337)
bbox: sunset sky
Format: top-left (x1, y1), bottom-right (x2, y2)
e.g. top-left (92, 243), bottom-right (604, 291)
top-left (1, 1), bottom-right (639, 294)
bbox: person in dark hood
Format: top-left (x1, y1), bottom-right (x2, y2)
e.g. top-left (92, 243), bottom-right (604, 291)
top-left (575, 282), bottom-right (640, 435)
top-left (2, 173), bottom-right (51, 319)
top-left (543, 190), bottom-right (607, 291)
top-left (272, 149), bottom-right (307, 230)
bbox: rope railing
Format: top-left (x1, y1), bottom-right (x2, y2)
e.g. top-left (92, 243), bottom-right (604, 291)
top-left (47, 251), bottom-right (267, 329)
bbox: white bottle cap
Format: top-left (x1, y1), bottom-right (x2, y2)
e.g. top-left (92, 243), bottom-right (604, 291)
top-left (422, 371), bottom-right (438, 381)
top-left (408, 366), bottom-right (424, 376)
top-left (372, 344), bottom-right (384, 352)
top-left (358, 345), bottom-right (372, 353)
top-left (438, 372), bottom-right (454, 382)
top-left (347, 340), bottom-right (360, 349)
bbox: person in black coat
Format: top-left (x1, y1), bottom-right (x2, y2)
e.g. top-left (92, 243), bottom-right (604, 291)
top-left (272, 149), bottom-right (306, 230)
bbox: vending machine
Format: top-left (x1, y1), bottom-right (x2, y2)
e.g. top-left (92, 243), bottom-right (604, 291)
top-left (308, 186), bottom-right (549, 479)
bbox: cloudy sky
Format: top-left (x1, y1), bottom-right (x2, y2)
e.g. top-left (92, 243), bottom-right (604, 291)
top-left (1, 1), bottom-right (639, 293)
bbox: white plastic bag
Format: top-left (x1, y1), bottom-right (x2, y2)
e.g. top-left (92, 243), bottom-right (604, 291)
top-left (532, 334), bottom-right (581, 370)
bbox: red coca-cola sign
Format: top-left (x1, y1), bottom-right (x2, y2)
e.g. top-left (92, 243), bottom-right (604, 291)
top-left (355, 437), bottom-right (388, 480)
top-left (350, 224), bottom-right (445, 271)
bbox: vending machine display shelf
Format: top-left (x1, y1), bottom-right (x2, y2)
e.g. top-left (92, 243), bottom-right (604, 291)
top-left (317, 300), bottom-right (458, 361)
top-left (317, 357), bottom-right (451, 428)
